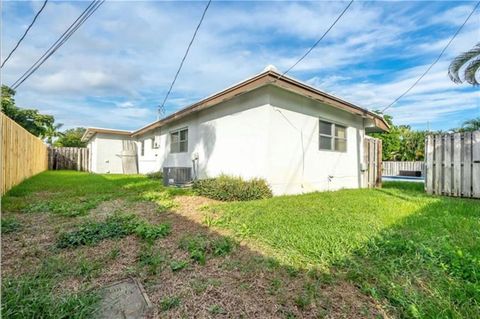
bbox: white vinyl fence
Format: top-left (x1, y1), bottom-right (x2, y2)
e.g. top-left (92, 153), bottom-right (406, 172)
top-left (425, 131), bottom-right (480, 198)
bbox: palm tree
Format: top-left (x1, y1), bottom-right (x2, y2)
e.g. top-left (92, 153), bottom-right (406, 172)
top-left (448, 43), bottom-right (480, 85)
top-left (42, 123), bottom-right (64, 145)
top-left (459, 117), bottom-right (480, 132)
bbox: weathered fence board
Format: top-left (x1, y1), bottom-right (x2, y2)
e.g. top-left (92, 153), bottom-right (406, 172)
top-left (425, 131), bottom-right (480, 198)
top-left (48, 147), bottom-right (90, 171)
top-left (363, 137), bottom-right (382, 188)
top-left (382, 161), bottom-right (425, 176)
top-left (1, 113), bottom-right (48, 195)
top-left (473, 131), bottom-right (480, 197)
top-left (453, 133), bottom-right (461, 197)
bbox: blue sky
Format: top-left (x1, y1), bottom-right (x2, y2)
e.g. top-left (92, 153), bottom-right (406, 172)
top-left (2, 0), bottom-right (479, 131)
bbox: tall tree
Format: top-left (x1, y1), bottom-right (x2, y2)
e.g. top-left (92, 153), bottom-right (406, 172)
top-left (448, 43), bottom-right (480, 85)
top-left (456, 117), bottom-right (480, 132)
top-left (44, 123), bottom-right (64, 145)
top-left (54, 127), bottom-right (87, 147)
top-left (1, 85), bottom-right (58, 137)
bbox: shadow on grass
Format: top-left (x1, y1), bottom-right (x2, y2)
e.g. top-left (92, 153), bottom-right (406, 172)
top-left (342, 185), bottom-right (480, 318)
top-left (4, 174), bottom-right (478, 318)
top-left (1, 171), bottom-right (384, 318)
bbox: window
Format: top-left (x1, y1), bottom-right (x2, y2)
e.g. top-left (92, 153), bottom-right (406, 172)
top-left (151, 137), bottom-right (159, 149)
top-left (140, 140), bottom-right (145, 156)
top-left (319, 120), bottom-right (347, 152)
top-left (170, 128), bottom-right (188, 153)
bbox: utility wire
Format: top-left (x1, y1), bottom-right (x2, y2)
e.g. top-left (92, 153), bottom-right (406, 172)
top-left (381, 1), bottom-right (480, 113)
top-left (1, 0), bottom-right (49, 68)
top-left (158, 0), bottom-right (212, 119)
top-left (11, 0), bottom-right (105, 90)
top-left (275, 0), bottom-right (354, 81)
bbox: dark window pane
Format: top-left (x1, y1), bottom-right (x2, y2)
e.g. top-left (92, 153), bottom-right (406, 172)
top-left (335, 138), bottom-right (347, 152)
top-left (180, 129), bottom-right (188, 141)
top-left (319, 121), bottom-right (332, 135)
top-left (179, 141), bottom-right (188, 152)
top-left (320, 136), bottom-right (332, 150)
top-left (171, 143), bottom-right (179, 153)
top-left (335, 125), bottom-right (346, 138)
top-left (171, 132), bottom-right (179, 144)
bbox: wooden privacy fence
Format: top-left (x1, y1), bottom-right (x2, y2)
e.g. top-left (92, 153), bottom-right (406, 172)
top-left (1, 113), bottom-right (48, 195)
top-left (382, 161), bottom-right (425, 176)
top-left (48, 147), bottom-right (90, 171)
top-left (363, 137), bottom-right (382, 188)
top-left (425, 131), bottom-right (480, 198)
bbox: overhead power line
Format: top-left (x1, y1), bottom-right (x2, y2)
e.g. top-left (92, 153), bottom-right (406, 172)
top-left (158, 0), bottom-right (212, 119)
top-left (1, 0), bottom-right (49, 68)
top-left (10, 0), bottom-right (105, 90)
top-left (276, 0), bottom-right (354, 81)
top-left (381, 1), bottom-right (480, 113)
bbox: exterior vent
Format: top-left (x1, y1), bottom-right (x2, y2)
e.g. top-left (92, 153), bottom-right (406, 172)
top-left (163, 167), bottom-right (192, 186)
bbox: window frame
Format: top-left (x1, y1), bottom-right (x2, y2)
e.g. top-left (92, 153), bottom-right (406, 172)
top-left (318, 119), bottom-right (347, 152)
top-left (140, 140), bottom-right (145, 156)
top-left (170, 127), bottom-right (188, 154)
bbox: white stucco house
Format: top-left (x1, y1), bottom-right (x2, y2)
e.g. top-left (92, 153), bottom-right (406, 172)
top-left (82, 66), bottom-right (388, 195)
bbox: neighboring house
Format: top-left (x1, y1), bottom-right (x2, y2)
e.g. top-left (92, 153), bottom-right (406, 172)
top-left (82, 66), bottom-right (388, 195)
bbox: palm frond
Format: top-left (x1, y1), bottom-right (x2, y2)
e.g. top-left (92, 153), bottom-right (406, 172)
top-left (464, 57), bottom-right (480, 85)
top-left (448, 43), bottom-right (480, 84)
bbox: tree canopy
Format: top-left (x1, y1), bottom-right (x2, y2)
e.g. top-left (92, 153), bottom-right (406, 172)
top-left (448, 42), bottom-right (480, 86)
top-left (370, 114), bottom-right (426, 161)
top-left (455, 117), bottom-right (480, 132)
top-left (1, 85), bottom-right (59, 142)
top-left (54, 127), bottom-right (87, 147)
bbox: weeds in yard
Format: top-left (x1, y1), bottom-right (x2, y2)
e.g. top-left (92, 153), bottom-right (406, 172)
top-left (56, 214), bottom-right (170, 248)
top-left (268, 278), bottom-right (282, 295)
top-left (1, 257), bottom-right (100, 318)
top-left (56, 214), bottom-right (138, 248)
top-left (170, 260), bottom-right (189, 272)
top-left (108, 246), bottom-right (121, 260)
top-left (179, 234), bottom-right (236, 265)
top-left (135, 222), bottom-right (171, 243)
top-left (160, 296), bottom-right (181, 311)
top-left (138, 246), bottom-right (166, 275)
top-left (190, 278), bottom-right (222, 294)
top-left (1, 217), bottom-right (22, 234)
top-left (139, 191), bottom-right (175, 213)
top-left (208, 304), bottom-right (226, 315)
top-left (23, 195), bottom-right (110, 217)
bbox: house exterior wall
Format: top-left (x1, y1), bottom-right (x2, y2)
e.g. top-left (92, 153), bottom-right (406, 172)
top-left (133, 85), bottom-right (367, 195)
top-left (87, 133), bottom-right (132, 174)
top-left (266, 86), bottom-right (365, 194)
top-left (135, 87), bottom-right (271, 180)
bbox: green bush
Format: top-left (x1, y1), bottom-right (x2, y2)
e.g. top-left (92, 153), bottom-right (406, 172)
top-left (146, 171), bottom-right (163, 180)
top-left (192, 175), bottom-right (272, 201)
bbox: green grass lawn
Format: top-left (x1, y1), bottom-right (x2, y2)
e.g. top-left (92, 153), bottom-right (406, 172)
top-left (210, 182), bottom-right (480, 318)
top-left (2, 170), bottom-right (189, 216)
top-left (2, 172), bottom-right (479, 318)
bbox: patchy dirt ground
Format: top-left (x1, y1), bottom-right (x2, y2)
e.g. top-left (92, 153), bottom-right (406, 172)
top-left (2, 195), bottom-right (388, 318)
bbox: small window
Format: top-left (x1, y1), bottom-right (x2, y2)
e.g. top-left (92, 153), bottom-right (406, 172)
top-left (170, 128), bottom-right (188, 153)
top-left (140, 140), bottom-right (145, 156)
top-left (151, 137), bottom-right (159, 149)
top-left (319, 120), bottom-right (347, 152)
